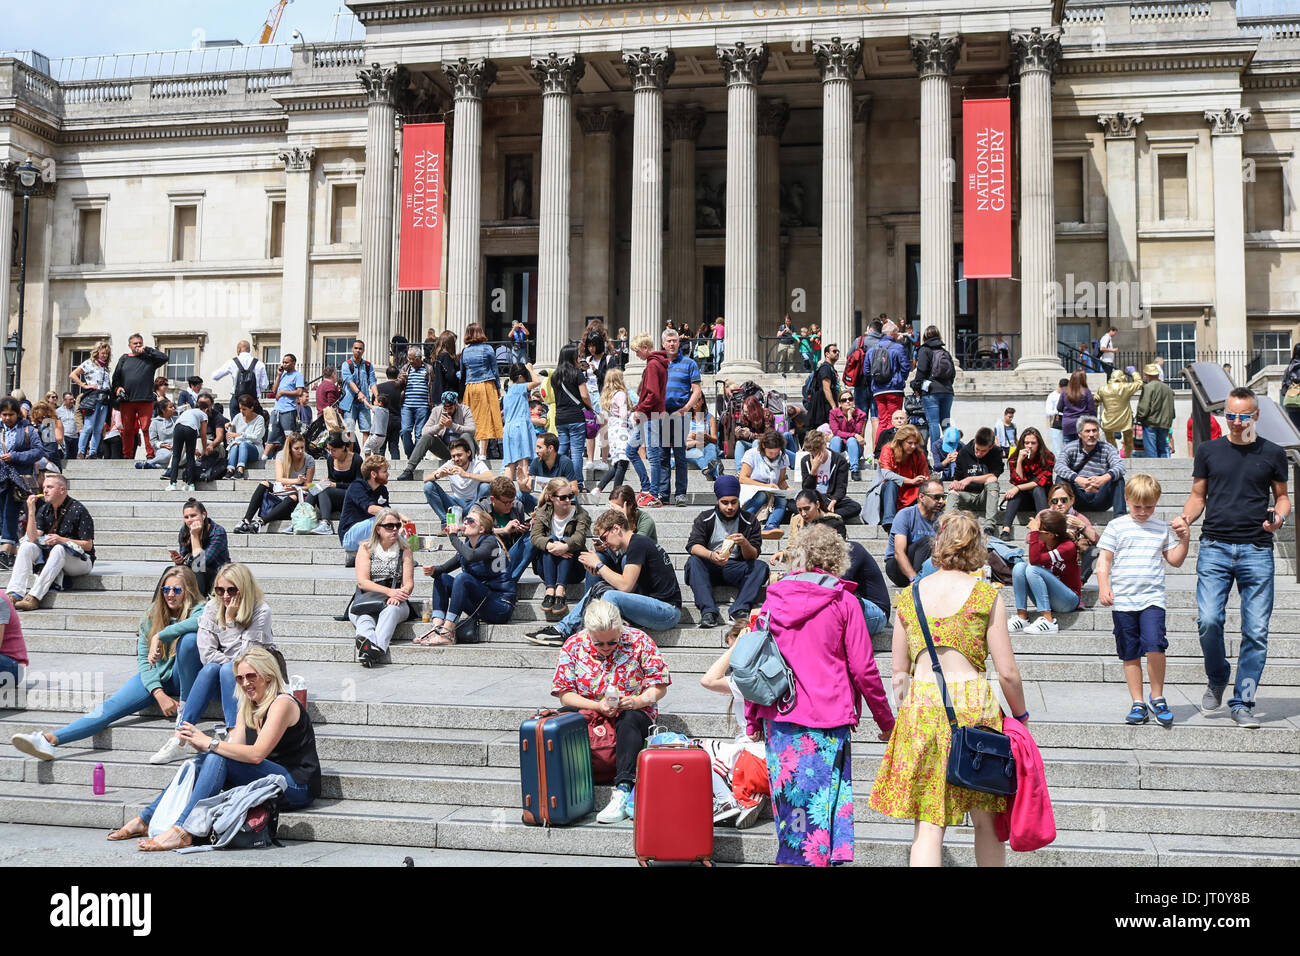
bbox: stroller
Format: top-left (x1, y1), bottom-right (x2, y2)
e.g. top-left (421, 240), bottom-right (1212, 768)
top-left (904, 392), bottom-right (929, 435)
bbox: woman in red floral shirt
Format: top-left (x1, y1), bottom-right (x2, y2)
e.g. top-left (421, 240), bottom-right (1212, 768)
top-left (551, 599), bottom-right (671, 825)
top-left (998, 426), bottom-right (1055, 540)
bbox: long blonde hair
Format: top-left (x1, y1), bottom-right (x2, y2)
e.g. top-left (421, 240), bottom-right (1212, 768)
top-left (232, 645), bottom-right (287, 732)
top-left (600, 369), bottom-right (630, 417)
top-left (145, 567), bottom-right (203, 661)
top-left (536, 476), bottom-right (573, 512)
top-left (92, 340), bottom-right (112, 365)
top-left (212, 563), bottom-right (265, 629)
top-left (277, 432), bottom-right (308, 474)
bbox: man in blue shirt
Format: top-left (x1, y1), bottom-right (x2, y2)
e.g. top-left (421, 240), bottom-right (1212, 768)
top-left (658, 329), bottom-right (702, 507)
top-left (264, 353), bottom-right (305, 459)
top-left (397, 346), bottom-right (432, 457)
top-left (884, 478), bottom-right (943, 587)
top-left (339, 340), bottom-right (377, 443)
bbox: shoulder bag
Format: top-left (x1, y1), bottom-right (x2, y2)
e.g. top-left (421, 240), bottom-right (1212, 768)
top-left (911, 582), bottom-right (1017, 797)
top-left (559, 380), bottom-right (599, 439)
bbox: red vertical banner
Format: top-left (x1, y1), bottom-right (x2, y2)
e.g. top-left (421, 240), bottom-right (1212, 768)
top-left (962, 99), bottom-right (1012, 278)
top-left (398, 122), bottom-right (445, 290)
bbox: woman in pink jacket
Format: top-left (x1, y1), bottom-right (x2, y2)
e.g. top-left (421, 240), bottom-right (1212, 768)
top-left (828, 393), bottom-right (870, 478)
top-left (745, 523), bottom-right (895, 867)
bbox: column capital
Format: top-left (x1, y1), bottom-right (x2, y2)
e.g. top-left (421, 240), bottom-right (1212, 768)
top-left (756, 98), bottom-right (789, 139)
top-left (1010, 27), bottom-right (1062, 77)
top-left (813, 37), bottom-right (862, 83)
top-left (577, 105), bottom-right (622, 135)
top-left (622, 47), bottom-right (675, 91)
top-left (532, 52), bottom-right (585, 96)
top-left (0, 160), bottom-right (16, 192)
top-left (909, 32), bottom-right (962, 78)
top-left (1205, 107), bottom-right (1251, 136)
top-left (357, 63), bottom-right (408, 107)
top-left (277, 146), bottom-right (316, 173)
top-left (1097, 111), bottom-right (1143, 139)
top-left (716, 41), bottom-right (768, 87)
top-left (665, 103), bottom-right (707, 142)
top-left (853, 94), bottom-right (872, 125)
top-left (442, 57), bottom-right (498, 101)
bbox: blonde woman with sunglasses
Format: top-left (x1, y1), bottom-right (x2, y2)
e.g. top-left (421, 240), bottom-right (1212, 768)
top-left (418, 505), bottom-right (517, 646)
top-left (351, 508), bottom-right (415, 667)
top-left (149, 562), bottom-right (275, 764)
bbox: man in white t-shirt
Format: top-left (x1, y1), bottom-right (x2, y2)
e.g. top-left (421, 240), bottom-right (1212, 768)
top-left (1045, 378), bottom-right (1067, 457)
top-left (423, 437), bottom-right (495, 531)
top-left (1098, 325), bottom-right (1119, 375)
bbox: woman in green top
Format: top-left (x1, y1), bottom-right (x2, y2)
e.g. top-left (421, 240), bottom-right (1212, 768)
top-left (9, 567), bottom-right (206, 761)
top-left (608, 485), bottom-right (657, 542)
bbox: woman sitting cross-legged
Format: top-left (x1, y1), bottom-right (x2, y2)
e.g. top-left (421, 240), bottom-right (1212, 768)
top-left (529, 477), bottom-right (592, 618)
top-left (11, 567), bottom-right (205, 761)
top-left (418, 505), bottom-right (517, 646)
top-left (737, 430), bottom-right (791, 540)
top-left (1009, 510), bottom-right (1082, 635)
top-left (350, 508), bottom-right (415, 668)
top-left (998, 427), bottom-right (1055, 541)
top-left (111, 645), bottom-right (321, 851)
top-left (233, 432), bottom-right (315, 535)
top-left (149, 562), bottom-right (275, 764)
top-left (224, 393), bottom-right (267, 478)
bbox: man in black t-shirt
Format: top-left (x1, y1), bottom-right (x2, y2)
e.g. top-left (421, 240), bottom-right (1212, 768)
top-left (1174, 387), bottom-right (1291, 728)
top-left (527, 510), bottom-right (681, 645)
top-left (944, 427), bottom-right (1005, 533)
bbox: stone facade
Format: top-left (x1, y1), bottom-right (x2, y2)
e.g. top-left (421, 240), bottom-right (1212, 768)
top-left (2, 0), bottom-right (1300, 395)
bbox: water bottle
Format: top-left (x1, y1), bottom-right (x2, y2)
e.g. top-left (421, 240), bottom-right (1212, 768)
top-left (93, 763), bottom-right (105, 795)
top-left (446, 509), bottom-right (455, 528)
top-left (981, 563), bottom-right (992, 583)
top-left (603, 685), bottom-right (620, 710)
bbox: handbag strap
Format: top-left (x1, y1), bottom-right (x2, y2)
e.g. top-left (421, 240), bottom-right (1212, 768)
top-left (910, 582), bottom-right (959, 733)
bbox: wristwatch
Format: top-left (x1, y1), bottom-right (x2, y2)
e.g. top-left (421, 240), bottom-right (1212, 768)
top-left (207, 738), bottom-right (220, 754)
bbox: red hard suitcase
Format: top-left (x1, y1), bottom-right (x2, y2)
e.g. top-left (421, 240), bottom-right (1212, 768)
top-left (633, 743), bottom-right (714, 866)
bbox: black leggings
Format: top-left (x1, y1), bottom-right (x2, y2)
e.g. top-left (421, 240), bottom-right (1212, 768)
top-left (1002, 484), bottom-right (1048, 528)
top-left (598, 460), bottom-right (629, 492)
top-left (244, 483), bottom-right (299, 523)
top-left (829, 497), bottom-right (861, 524)
top-left (560, 705), bottom-right (652, 788)
top-left (310, 486), bottom-right (348, 522)
top-left (166, 424), bottom-right (199, 485)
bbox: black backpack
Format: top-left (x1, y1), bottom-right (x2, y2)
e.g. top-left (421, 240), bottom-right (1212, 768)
top-left (870, 345), bottom-right (894, 387)
top-left (233, 358), bottom-right (261, 403)
top-left (929, 347), bottom-right (955, 385)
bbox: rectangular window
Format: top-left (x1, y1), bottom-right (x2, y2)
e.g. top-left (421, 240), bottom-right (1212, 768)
top-left (164, 347), bottom-right (196, 384)
top-left (1156, 322), bottom-right (1197, 382)
top-left (269, 200), bottom-right (286, 258)
top-left (1158, 155), bottom-right (1189, 221)
top-left (1253, 330), bottom-right (1291, 368)
top-left (331, 184), bottom-right (357, 244)
top-left (1253, 168), bottom-right (1285, 232)
top-left (67, 348), bottom-right (91, 385)
top-left (77, 209), bottom-right (102, 265)
top-left (173, 205), bottom-right (198, 261)
top-left (905, 245), bottom-right (921, 324)
top-left (262, 345), bottom-right (281, 369)
top-left (323, 336), bottom-right (352, 371)
top-left (1054, 158), bottom-right (1084, 223)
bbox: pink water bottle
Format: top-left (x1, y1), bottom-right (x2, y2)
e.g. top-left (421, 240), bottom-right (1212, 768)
top-left (93, 763), bottom-right (105, 795)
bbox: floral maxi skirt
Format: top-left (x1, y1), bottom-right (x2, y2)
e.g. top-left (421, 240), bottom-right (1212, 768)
top-left (763, 720), bottom-right (854, 867)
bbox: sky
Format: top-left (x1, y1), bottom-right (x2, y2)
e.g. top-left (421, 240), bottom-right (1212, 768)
top-left (1, 0), bottom-right (1296, 60)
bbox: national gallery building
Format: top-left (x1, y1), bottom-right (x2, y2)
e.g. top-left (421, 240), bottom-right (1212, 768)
top-left (2, 0), bottom-right (1299, 393)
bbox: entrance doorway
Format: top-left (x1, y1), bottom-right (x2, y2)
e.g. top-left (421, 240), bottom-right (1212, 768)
top-left (483, 256), bottom-right (538, 346)
top-left (702, 266), bottom-right (724, 330)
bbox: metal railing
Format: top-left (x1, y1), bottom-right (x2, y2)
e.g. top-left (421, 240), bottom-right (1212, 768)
top-left (1058, 343), bottom-right (1264, 388)
top-left (956, 331), bottom-right (1020, 370)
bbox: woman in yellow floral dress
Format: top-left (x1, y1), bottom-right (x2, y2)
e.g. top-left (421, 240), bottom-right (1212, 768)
top-left (869, 513), bottom-right (1028, 867)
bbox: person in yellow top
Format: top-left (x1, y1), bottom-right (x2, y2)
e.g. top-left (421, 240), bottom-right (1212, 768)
top-left (1096, 369), bottom-right (1143, 458)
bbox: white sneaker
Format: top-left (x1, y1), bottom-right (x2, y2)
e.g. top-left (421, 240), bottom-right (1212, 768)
top-left (735, 794), bottom-right (767, 830)
top-left (1008, 617), bottom-right (1029, 632)
top-left (312, 520), bottom-right (333, 535)
top-left (11, 732), bottom-right (55, 761)
top-left (712, 801), bottom-right (742, 826)
top-left (279, 523), bottom-right (296, 534)
top-left (1027, 617), bottom-right (1059, 634)
top-left (596, 788), bottom-right (631, 824)
top-left (167, 483), bottom-right (178, 491)
top-left (149, 735), bottom-right (188, 765)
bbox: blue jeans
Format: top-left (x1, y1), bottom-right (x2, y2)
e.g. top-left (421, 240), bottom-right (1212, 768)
top-left (1068, 478), bottom-right (1127, 518)
top-left (657, 413), bottom-right (689, 499)
top-left (555, 576), bottom-right (682, 637)
top-left (829, 436), bottom-right (862, 469)
top-left (854, 383), bottom-right (873, 418)
top-left (401, 404), bottom-right (431, 457)
top-left (880, 482), bottom-right (903, 528)
top-left (623, 418), bottom-right (653, 493)
top-left (742, 491), bottom-right (786, 531)
top-left (267, 409), bottom-right (298, 446)
top-left (342, 517), bottom-right (374, 553)
top-left (53, 669), bottom-right (187, 746)
top-left (921, 392), bottom-right (953, 463)
top-left (557, 421), bottom-right (587, 491)
top-left (1012, 563), bottom-right (1080, 614)
top-left (733, 439), bottom-right (754, 471)
top-left (227, 442), bottom-right (262, 470)
top-left (0, 493), bottom-right (20, 545)
top-left (686, 443), bottom-right (718, 472)
top-left (1049, 428), bottom-right (1064, 459)
top-left (431, 573), bottom-right (516, 622)
top-left (1142, 426), bottom-right (1170, 459)
top-left (685, 555), bottom-right (768, 617)
top-left (508, 536), bottom-right (535, 581)
top-left (424, 481), bottom-right (487, 528)
top-left (540, 549), bottom-right (585, 588)
top-left (78, 403), bottom-right (109, 456)
top-left (181, 659), bottom-right (238, 729)
top-left (862, 599), bottom-right (888, 638)
top-left (345, 403), bottom-right (372, 433)
top-left (1196, 539), bottom-right (1274, 711)
top-left (140, 751), bottom-right (312, 826)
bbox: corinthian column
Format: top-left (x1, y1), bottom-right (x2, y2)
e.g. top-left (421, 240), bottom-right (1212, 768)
top-left (441, 57), bottom-right (497, 339)
top-left (578, 107), bottom-right (619, 331)
top-left (622, 47), bottom-right (675, 369)
top-left (277, 146), bottom-right (315, 366)
top-left (910, 33), bottom-right (961, 354)
top-left (1011, 27), bottom-right (1064, 372)
top-left (666, 104), bottom-right (706, 330)
top-left (533, 52), bottom-right (585, 366)
top-left (757, 98), bottom-right (789, 332)
top-left (0, 162), bottom-right (16, 397)
top-left (815, 37), bottom-right (861, 357)
top-left (717, 41), bottom-right (768, 377)
top-left (853, 95), bottom-right (872, 328)
top-left (1205, 107), bottom-right (1252, 357)
top-left (358, 63), bottom-right (407, 357)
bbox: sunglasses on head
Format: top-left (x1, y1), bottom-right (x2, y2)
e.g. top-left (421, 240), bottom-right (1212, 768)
top-left (213, 585), bottom-right (239, 597)
top-left (160, 585), bottom-right (184, 596)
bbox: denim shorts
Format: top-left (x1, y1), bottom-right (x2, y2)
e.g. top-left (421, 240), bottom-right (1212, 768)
top-left (1112, 606), bottom-right (1167, 661)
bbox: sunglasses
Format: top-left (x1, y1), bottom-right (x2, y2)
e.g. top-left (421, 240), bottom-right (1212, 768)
top-left (213, 585), bottom-right (240, 597)
top-left (160, 585), bottom-right (185, 596)
top-left (554, 494), bottom-right (574, 501)
top-left (234, 673), bottom-right (261, 685)
top-left (592, 640), bottom-right (619, 649)
top-left (920, 493), bottom-right (945, 501)
top-left (1224, 412), bottom-right (1254, 423)
top-left (1050, 497), bottom-right (1071, 505)
top-left (463, 516), bottom-right (479, 526)
top-left (377, 522), bottom-right (402, 530)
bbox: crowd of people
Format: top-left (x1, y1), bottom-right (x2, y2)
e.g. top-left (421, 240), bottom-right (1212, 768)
top-left (1, 317), bottom-right (1291, 866)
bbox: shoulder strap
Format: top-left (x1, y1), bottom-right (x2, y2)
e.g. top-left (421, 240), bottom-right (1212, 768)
top-left (1071, 443), bottom-right (1102, 477)
top-left (910, 582), bottom-right (959, 732)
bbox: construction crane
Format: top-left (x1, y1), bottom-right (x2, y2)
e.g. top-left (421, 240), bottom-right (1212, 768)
top-left (259, 0), bottom-right (293, 44)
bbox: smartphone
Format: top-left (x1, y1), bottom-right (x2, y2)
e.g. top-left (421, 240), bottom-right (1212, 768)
top-left (1267, 510), bottom-right (1278, 527)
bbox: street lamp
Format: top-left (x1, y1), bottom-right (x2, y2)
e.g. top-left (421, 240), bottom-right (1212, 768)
top-left (12, 159), bottom-right (40, 391)
top-left (3, 333), bottom-right (19, 386)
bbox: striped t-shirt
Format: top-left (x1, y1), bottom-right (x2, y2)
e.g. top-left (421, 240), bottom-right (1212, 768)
top-left (1097, 515), bottom-right (1180, 611)
top-left (404, 365), bottom-right (429, 408)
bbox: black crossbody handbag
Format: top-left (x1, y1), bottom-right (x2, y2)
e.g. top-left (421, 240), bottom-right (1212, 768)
top-left (911, 582), bottom-right (1017, 797)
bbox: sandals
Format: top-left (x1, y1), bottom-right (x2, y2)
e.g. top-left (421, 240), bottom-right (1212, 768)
top-left (137, 825), bottom-right (193, 852)
top-left (414, 622), bottom-right (455, 646)
top-left (107, 817), bottom-right (148, 841)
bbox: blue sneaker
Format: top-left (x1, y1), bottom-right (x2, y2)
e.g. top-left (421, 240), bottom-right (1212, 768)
top-left (625, 786), bottom-right (635, 821)
top-left (1124, 702), bottom-right (1149, 725)
top-left (1148, 696), bottom-right (1174, 728)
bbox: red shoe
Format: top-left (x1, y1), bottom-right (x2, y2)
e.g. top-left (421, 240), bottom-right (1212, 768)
top-left (635, 491), bottom-right (659, 508)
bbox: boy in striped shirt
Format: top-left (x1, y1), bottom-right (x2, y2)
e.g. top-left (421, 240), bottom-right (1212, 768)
top-left (1097, 474), bottom-right (1190, 727)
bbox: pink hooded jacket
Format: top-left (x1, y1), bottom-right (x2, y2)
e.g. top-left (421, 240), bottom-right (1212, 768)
top-left (994, 716), bottom-right (1056, 851)
top-left (744, 573), bottom-right (895, 738)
